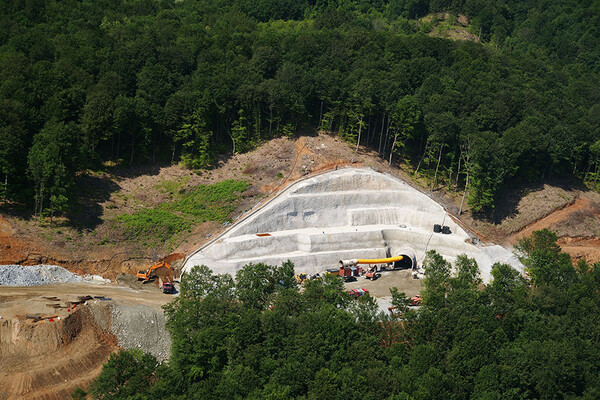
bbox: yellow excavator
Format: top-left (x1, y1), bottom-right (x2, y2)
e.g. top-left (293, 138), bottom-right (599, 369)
top-left (136, 261), bottom-right (174, 284)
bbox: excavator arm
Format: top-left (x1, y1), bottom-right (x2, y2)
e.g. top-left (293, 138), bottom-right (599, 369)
top-left (136, 261), bottom-right (173, 281)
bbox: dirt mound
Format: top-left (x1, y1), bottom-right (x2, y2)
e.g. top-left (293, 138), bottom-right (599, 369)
top-left (0, 306), bottom-right (118, 400)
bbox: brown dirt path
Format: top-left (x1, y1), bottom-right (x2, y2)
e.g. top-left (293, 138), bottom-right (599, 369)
top-left (510, 196), bottom-right (590, 242)
top-left (508, 193), bottom-right (600, 264)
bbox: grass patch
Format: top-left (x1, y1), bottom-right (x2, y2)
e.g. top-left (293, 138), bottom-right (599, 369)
top-left (118, 209), bottom-right (191, 243)
top-left (154, 176), bottom-right (190, 194)
top-left (167, 180), bottom-right (250, 221)
top-left (118, 180), bottom-right (250, 244)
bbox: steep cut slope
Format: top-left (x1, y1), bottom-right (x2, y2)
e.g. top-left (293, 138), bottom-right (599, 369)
top-left (183, 168), bottom-right (522, 281)
top-left (0, 283), bottom-right (171, 399)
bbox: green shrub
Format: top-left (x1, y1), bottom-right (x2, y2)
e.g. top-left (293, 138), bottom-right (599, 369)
top-left (167, 180), bottom-right (250, 222)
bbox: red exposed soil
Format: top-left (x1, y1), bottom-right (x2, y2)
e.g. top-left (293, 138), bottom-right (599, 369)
top-left (557, 237), bottom-right (600, 265)
top-left (507, 194), bottom-right (600, 263)
top-left (0, 215), bottom-right (33, 265)
top-left (511, 196), bottom-right (591, 241)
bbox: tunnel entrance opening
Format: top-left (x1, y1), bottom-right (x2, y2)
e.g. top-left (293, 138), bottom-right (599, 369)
top-left (394, 255), bottom-right (413, 269)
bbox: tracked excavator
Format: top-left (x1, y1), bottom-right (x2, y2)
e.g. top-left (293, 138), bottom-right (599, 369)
top-left (136, 261), bottom-right (174, 284)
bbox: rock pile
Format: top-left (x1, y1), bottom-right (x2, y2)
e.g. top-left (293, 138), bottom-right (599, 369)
top-left (0, 264), bottom-right (83, 286)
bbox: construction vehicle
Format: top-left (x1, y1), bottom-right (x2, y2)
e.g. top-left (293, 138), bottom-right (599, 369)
top-left (161, 282), bottom-right (176, 294)
top-left (136, 261), bottom-right (174, 283)
top-left (348, 288), bottom-right (369, 298)
top-left (365, 265), bottom-right (378, 280)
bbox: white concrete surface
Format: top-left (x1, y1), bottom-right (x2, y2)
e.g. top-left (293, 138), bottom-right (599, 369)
top-left (182, 168), bottom-right (523, 282)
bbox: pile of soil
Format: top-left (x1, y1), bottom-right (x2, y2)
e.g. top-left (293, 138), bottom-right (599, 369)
top-left (0, 284), bottom-right (172, 399)
top-left (0, 305), bottom-right (118, 399)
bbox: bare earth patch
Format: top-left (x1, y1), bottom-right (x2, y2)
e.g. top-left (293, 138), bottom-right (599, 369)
top-left (421, 12), bottom-right (480, 42)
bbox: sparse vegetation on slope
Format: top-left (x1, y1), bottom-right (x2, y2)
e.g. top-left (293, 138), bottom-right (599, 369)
top-left (117, 180), bottom-right (249, 244)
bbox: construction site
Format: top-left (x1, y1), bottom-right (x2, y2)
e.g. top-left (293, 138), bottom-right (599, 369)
top-left (1, 134), bottom-right (599, 399)
top-left (183, 167), bottom-right (523, 281)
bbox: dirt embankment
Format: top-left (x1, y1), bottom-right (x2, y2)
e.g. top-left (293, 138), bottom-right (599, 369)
top-left (509, 194), bottom-right (600, 264)
top-left (0, 215), bottom-right (31, 265)
top-left (0, 305), bottom-right (117, 400)
top-left (511, 196), bottom-right (600, 241)
top-left (0, 283), bottom-right (171, 399)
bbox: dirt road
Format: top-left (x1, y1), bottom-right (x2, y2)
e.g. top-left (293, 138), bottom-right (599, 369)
top-left (0, 282), bottom-right (171, 317)
top-left (345, 269), bottom-right (423, 298)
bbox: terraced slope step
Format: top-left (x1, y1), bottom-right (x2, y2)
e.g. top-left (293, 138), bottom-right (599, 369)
top-left (183, 168), bottom-right (523, 282)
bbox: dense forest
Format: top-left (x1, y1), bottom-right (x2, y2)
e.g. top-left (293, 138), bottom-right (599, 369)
top-left (1, 0), bottom-right (599, 216)
top-left (78, 229), bottom-right (600, 399)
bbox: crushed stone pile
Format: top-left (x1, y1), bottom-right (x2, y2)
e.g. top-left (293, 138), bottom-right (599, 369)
top-left (111, 302), bottom-right (171, 362)
top-left (86, 300), bottom-right (171, 362)
top-left (0, 264), bottom-right (83, 286)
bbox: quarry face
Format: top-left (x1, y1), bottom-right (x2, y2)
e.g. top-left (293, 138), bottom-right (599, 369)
top-left (183, 168), bottom-right (523, 282)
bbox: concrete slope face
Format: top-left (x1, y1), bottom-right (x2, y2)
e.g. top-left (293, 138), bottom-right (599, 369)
top-left (183, 168), bottom-right (522, 282)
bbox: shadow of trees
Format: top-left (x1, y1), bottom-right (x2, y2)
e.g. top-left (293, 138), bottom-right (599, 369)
top-left (68, 173), bottom-right (121, 230)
